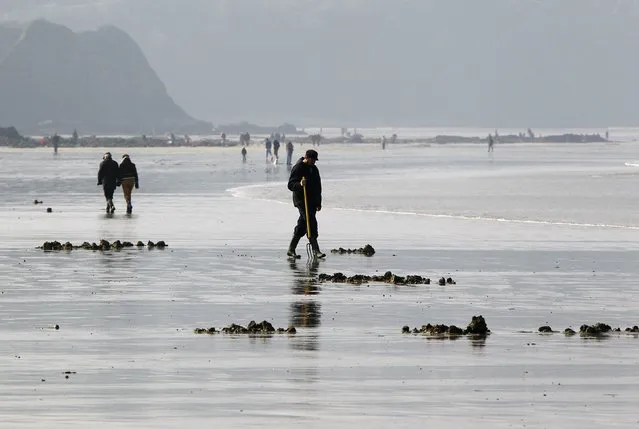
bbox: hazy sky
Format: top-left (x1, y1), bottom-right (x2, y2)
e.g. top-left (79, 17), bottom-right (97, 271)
top-left (3, 0), bottom-right (639, 127)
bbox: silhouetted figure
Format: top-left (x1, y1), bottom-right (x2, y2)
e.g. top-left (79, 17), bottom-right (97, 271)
top-left (488, 134), bottom-right (494, 152)
top-left (273, 139), bottom-right (280, 164)
top-left (52, 133), bottom-right (60, 154)
top-left (265, 138), bottom-right (273, 161)
top-left (286, 141), bottom-right (294, 165)
top-left (240, 132), bottom-right (251, 146)
top-left (118, 154), bottom-right (139, 214)
top-left (97, 152), bottom-right (120, 213)
top-left (287, 149), bottom-right (325, 259)
top-left (381, 135), bottom-right (387, 150)
top-left (241, 146), bottom-right (247, 163)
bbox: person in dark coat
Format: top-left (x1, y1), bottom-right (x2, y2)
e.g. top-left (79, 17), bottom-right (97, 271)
top-left (273, 139), bottom-right (281, 164)
top-left (286, 149), bottom-right (325, 259)
top-left (97, 152), bottom-right (120, 213)
top-left (286, 141), bottom-right (294, 165)
top-left (265, 138), bottom-right (273, 161)
top-left (118, 154), bottom-right (139, 214)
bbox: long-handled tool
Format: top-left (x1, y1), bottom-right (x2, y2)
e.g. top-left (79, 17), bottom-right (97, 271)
top-left (302, 178), bottom-right (314, 260)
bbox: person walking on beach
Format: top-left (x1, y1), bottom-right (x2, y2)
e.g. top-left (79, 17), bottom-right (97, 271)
top-left (286, 149), bottom-right (325, 259)
top-left (265, 138), bottom-right (273, 162)
top-left (241, 146), bottom-right (247, 163)
top-left (488, 134), bottom-right (494, 153)
top-left (52, 133), bottom-right (60, 155)
top-left (273, 139), bottom-right (281, 164)
top-left (118, 154), bottom-right (139, 214)
top-left (286, 141), bottom-right (294, 165)
top-left (97, 152), bottom-right (120, 213)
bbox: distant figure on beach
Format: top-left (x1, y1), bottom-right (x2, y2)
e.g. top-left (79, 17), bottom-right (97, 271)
top-left (488, 134), bottom-right (494, 153)
top-left (52, 133), bottom-right (60, 155)
top-left (97, 152), bottom-right (120, 213)
top-left (286, 141), bottom-right (294, 165)
top-left (240, 132), bottom-right (250, 146)
top-left (287, 149), bottom-right (325, 259)
top-left (221, 133), bottom-right (227, 145)
top-left (273, 139), bottom-right (280, 164)
top-left (381, 135), bottom-right (387, 150)
top-left (265, 138), bottom-right (273, 162)
top-left (241, 146), bottom-right (247, 163)
top-left (118, 154), bottom-right (139, 214)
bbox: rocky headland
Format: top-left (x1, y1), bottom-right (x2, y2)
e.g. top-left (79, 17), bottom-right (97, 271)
top-left (0, 20), bottom-right (211, 135)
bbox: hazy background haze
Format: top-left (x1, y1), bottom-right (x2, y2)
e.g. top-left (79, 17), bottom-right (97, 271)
top-left (3, 0), bottom-right (639, 127)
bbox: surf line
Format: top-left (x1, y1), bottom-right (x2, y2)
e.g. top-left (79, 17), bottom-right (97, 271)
top-left (227, 184), bottom-right (639, 230)
top-left (331, 207), bottom-right (639, 230)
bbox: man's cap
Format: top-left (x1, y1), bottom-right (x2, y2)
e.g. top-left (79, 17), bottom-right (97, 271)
top-left (122, 154), bottom-right (129, 159)
top-left (305, 149), bottom-right (319, 160)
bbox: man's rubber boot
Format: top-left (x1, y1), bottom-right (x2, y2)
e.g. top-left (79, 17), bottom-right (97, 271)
top-left (127, 202), bottom-right (132, 214)
top-left (287, 234), bottom-right (302, 259)
top-left (310, 237), bottom-right (326, 259)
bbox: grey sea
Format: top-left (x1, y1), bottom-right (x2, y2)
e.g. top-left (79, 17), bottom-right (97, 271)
top-left (1, 142), bottom-right (639, 428)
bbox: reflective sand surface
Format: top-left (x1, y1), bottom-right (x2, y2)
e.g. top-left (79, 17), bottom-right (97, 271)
top-left (1, 144), bottom-right (639, 428)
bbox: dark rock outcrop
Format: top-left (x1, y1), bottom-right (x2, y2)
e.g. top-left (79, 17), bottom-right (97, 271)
top-left (403, 316), bottom-right (489, 337)
top-left (0, 20), bottom-right (212, 135)
top-left (579, 323), bottom-right (612, 337)
top-left (465, 315), bottom-right (490, 335)
top-left (331, 244), bottom-right (375, 256)
top-left (194, 320), bottom-right (296, 335)
top-left (42, 241), bottom-right (62, 251)
top-left (318, 271), bottom-right (432, 286)
top-left (39, 239), bottom-right (167, 251)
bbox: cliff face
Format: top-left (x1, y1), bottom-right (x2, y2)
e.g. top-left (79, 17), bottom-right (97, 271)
top-left (0, 20), bottom-right (211, 135)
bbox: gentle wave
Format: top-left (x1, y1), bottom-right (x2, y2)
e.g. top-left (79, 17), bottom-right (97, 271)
top-left (625, 162), bottom-right (639, 167)
top-left (227, 183), bottom-right (639, 230)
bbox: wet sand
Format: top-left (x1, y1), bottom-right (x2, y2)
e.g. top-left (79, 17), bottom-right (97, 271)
top-left (1, 145), bottom-right (639, 428)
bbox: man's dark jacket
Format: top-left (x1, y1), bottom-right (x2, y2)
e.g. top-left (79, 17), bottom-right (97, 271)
top-left (119, 158), bottom-right (139, 187)
top-left (98, 158), bottom-right (120, 188)
top-left (288, 157), bottom-right (322, 209)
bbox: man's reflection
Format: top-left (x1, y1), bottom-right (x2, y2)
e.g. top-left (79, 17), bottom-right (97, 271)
top-left (289, 259), bottom-right (322, 351)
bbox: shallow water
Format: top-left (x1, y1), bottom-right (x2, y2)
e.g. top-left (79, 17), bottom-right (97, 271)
top-left (1, 144), bottom-right (639, 428)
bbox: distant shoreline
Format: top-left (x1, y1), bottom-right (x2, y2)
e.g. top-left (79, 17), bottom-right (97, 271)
top-left (0, 133), bottom-right (609, 148)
